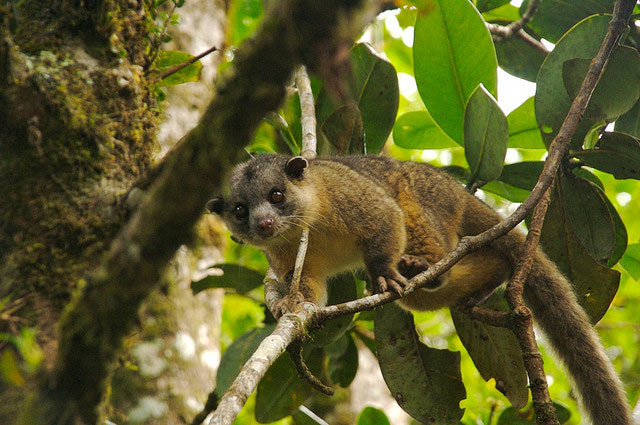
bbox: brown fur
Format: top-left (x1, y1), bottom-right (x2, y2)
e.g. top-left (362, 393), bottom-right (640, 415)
top-left (213, 154), bottom-right (630, 425)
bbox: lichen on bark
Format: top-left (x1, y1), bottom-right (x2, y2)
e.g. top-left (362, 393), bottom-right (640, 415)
top-left (0, 0), bottom-right (160, 422)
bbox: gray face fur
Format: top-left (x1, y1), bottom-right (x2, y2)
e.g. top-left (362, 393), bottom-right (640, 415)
top-left (214, 155), bottom-right (308, 248)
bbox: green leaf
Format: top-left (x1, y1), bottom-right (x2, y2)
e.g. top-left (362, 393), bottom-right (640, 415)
top-left (255, 346), bottom-right (324, 423)
top-left (464, 84), bottom-right (509, 182)
top-left (327, 333), bottom-right (358, 387)
top-left (451, 291), bottom-right (528, 408)
top-left (476, 0), bottom-right (510, 12)
top-left (356, 406), bottom-right (391, 425)
top-left (191, 264), bottom-right (264, 294)
top-left (601, 188), bottom-right (628, 267)
top-left (520, 0), bottom-right (614, 43)
top-left (620, 243), bottom-right (640, 280)
top-left (560, 174), bottom-right (616, 263)
top-left (216, 325), bottom-right (275, 395)
top-left (535, 15), bottom-right (611, 149)
top-left (349, 43), bottom-right (400, 153)
top-left (374, 303), bottom-right (465, 424)
top-left (539, 178), bottom-right (620, 323)
top-left (561, 46), bottom-right (640, 123)
top-left (156, 50), bottom-right (203, 86)
top-left (481, 3), bottom-right (521, 22)
top-left (393, 111), bottom-right (459, 149)
top-left (264, 112), bottom-right (299, 155)
top-left (615, 98), bottom-right (640, 137)
top-left (414, 0), bottom-right (497, 144)
top-left (310, 274), bottom-right (357, 346)
top-left (319, 103), bottom-right (364, 155)
top-left (507, 97), bottom-right (545, 149)
top-left (498, 161), bottom-right (543, 190)
top-left (495, 31), bottom-right (547, 83)
top-left (572, 132), bottom-right (640, 180)
top-left (497, 403), bottom-right (571, 424)
top-left (482, 180), bottom-right (531, 203)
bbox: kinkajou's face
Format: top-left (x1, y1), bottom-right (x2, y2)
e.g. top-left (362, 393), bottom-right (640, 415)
top-left (207, 155), bottom-right (311, 248)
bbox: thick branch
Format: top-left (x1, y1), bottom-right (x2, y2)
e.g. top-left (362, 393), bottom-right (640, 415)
top-left (205, 303), bottom-right (318, 425)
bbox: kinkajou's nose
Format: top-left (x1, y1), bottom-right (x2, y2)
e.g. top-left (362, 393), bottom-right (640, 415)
top-left (259, 218), bottom-right (274, 231)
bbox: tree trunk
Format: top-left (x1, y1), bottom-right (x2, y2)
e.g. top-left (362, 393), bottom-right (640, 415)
top-left (1, 0), bottom-right (158, 421)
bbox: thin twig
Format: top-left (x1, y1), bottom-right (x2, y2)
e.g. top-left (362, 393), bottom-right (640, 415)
top-left (155, 45), bottom-right (218, 81)
top-left (487, 0), bottom-right (542, 42)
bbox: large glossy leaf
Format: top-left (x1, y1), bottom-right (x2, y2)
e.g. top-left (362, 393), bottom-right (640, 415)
top-left (482, 180), bottom-right (531, 203)
top-left (191, 264), bottom-right (264, 294)
top-left (560, 174), bottom-right (616, 263)
top-left (216, 325), bottom-right (276, 395)
top-left (255, 346), bottom-right (324, 423)
top-left (535, 15), bottom-right (610, 149)
top-left (393, 111), bottom-right (459, 149)
top-left (374, 303), bottom-right (465, 424)
top-left (539, 178), bottom-right (620, 324)
top-left (498, 161), bottom-right (543, 190)
top-left (572, 132), bottom-right (640, 180)
top-left (414, 0), bottom-right (497, 144)
top-left (520, 0), bottom-right (614, 43)
top-left (615, 99), bottom-right (640, 137)
top-left (451, 292), bottom-right (528, 409)
top-left (356, 406), bottom-right (391, 425)
top-left (495, 31), bottom-right (547, 83)
top-left (562, 46), bottom-right (640, 123)
top-left (620, 243), bottom-right (640, 281)
top-left (350, 43), bottom-right (400, 153)
top-left (316, 44), bottom-right (398, 154)
top-left (507, 97), bottom-right (545, 149)
top-left (464, 85), bottom-right (509, 182)
top-left (318, 103), bottom-right (364, 155)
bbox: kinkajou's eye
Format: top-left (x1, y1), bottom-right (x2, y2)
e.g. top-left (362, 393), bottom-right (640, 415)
top-left (234, 204), bottom-right (248, 220)
top-left (269, 189), bottom-right (285, 204)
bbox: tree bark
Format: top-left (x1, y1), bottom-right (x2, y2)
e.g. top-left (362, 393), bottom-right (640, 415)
top-left (1, 0), bottom-right (158, 422)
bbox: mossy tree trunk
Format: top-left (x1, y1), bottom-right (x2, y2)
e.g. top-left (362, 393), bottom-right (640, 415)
top-left (0, 0), bottom-right (158, 422)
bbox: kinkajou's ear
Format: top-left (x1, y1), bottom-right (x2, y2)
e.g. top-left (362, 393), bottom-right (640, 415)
top-left (206, 197), bottom-right (224, 214)
top-left (284, 156), bottom-right (308, 179)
